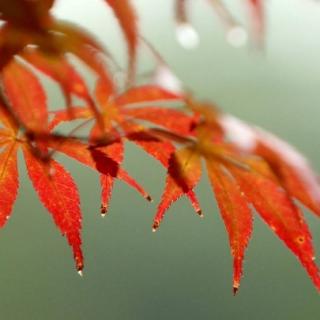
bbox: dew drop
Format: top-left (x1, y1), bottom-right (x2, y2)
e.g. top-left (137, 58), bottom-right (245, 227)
top-left (100, 204), bottom-right (107, 216)
top-left (176, 23), bottom-right (200, 50)
top-left (152, 221), bottom-right (160, 233)
top-left (197, 210), bottom-right (204, 218)
top-left (226, 26), bottom-right (248, 48)
top-left (77, 270), bottom-right (83, 277)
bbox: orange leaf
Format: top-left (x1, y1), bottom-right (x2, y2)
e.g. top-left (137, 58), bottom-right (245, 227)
top-left (0, 103), bottom-right (18, 134)
top-left (48, 139), bottom-right (95, 168)
top-left (116, 85), bottom-right (181, 106)
top-left (23, 147), bottom-right (83, 272)
top-left (229, 160), bottom-right (320, 290)
top-left (95, 76), bottom-right (115, 108)
top-left (49, 107), bottom-right (92, 130)
top-left (255, 137), bottom-right (320, 217)
top-left (104, 0), bottom-right (138, 82)
top-left (21, 48), bottom-right (91, 106)
top-left (0, 143), bottom-right (19, 227)
top-left (2, 58), bottom-right (48, 132)
top-left (0, 0), bottom-right (52, 30)
top-left (51, 20), bottom-right (114, 128)
top-left (126, 129), bottom-right (175, 167)
top-left (123, 106), bottom-right (195, 136)
top-left (206, 159), bottom-right (252, 294)
top-left (220, 114), bottom-right (320, 217)
top-left (0, 24), bottom-right (26, 70)
top-left (99, 174), bottom-right (114, 215)
top-left (95, 139), bottom-right (123, 214)
top-left (153, 147), bottom-right (202, 230)
top-left (90, 148), bottom-right (152, 205)
top-left (49, 137), bottom-right (151, 211)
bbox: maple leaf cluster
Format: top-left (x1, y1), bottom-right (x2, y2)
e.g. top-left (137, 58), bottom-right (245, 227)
top-left (1, 0), bottom-right (320, 294)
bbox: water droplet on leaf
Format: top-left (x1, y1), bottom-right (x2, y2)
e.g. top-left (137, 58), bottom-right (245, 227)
top-left (197, 209), bottom-right (204, 218)
top-left (100, 204), bottom-right (107, 217)
top-left (152, 221), bottom-right (160, 232)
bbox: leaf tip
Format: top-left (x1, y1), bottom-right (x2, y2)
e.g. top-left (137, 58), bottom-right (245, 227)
top-left (233, 286), bottom-right (239, 296)
top-left (233, 280), bottom-right (240, 296)
top-left (152, 220), bottom-right (160, 232)
top-left (100, 204), bottom-right (107, 217)
top-left (197, 209), bottom-right (204, 218)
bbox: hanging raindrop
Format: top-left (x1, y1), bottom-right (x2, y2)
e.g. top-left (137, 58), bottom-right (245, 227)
top-left (176, 23), bottom-right (200, 50)
top-left (226, 26), bottom-right (248, 48)
top-left (100, 204), bottom-right (107, 217)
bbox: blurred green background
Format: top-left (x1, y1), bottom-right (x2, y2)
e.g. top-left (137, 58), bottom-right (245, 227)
top-left (1, 0), bottom-right (320, 319)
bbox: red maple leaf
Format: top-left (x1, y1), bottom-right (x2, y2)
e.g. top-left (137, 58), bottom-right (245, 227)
top-left (0, 0), bottom-right (319, 296)
top-left (151, 99), bottom-right (320, 293)
top-left (0, 58), bottom-right (83, 273)
top-left (49, 75), bottom-right (196, 214)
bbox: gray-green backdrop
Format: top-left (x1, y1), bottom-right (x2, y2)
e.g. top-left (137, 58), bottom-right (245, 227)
top-left (1, 0), bottom-right (320, 319)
